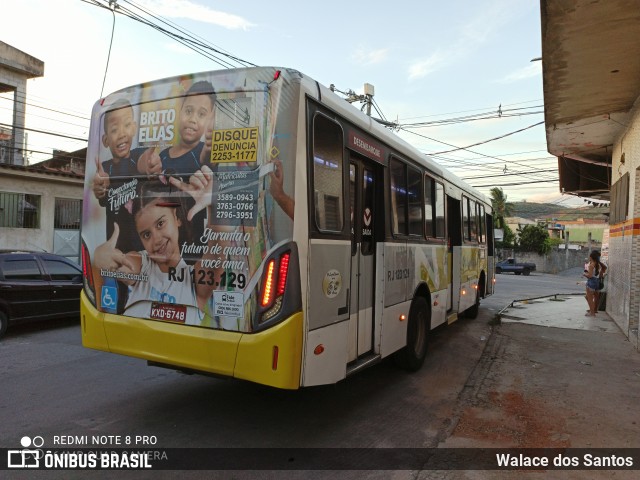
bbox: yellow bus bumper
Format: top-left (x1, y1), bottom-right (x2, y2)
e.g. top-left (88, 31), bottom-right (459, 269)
top-left (80, 291), bottom-right (303, 389)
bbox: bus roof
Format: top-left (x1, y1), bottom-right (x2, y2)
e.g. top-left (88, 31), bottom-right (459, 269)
top-left (97, 65), bottom-right (491, 209)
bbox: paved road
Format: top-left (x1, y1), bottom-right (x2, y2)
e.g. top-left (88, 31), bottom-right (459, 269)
top-left (2, 268), bottom-right (613, 479)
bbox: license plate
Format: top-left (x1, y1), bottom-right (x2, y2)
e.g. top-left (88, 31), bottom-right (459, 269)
top-left (150, 302), bottom-right (187, 323)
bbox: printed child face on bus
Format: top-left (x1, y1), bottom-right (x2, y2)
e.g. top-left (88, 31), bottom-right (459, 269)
top-left (134, 200), bottom-right (182, 268)
top-left (178, 94), bottom-right (214, 146)
top-left (102, 105), bottom-right (137, 161)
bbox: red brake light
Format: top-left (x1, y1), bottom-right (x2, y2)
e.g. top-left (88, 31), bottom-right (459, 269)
top-left (277, 253), bottom-right (290, 296)
top-left (81, 242), bottom-right (97, 305)
top-left (261, 259), bottom-right (276, 307)
top-left (260, 250), bottom-right (292, 312)
top-left (81, 243), bottom-right (93, 288)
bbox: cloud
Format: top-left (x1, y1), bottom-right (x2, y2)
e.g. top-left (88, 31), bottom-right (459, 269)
top-left (135, 0), bottom-right (254, 30)
top-left (408, 52), bottom-right (446, 81)
top-left (496, 63), bottom-right (542, 83)
top-left (407, 0), bottom-right (526, 81)
top-left (352, 47), bottom-right (390, 66)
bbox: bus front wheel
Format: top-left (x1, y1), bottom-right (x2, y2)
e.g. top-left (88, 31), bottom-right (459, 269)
top-left (395, 296), bottom-right (430, 372)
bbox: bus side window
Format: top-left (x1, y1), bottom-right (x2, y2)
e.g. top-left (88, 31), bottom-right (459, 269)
top-left (313, 115), bottom-right (344, 232)
top-left (424, 175), bottom-right (434, 237)
top-left (407, 166), bottom-right (423, 236)
top-left (479, 204), bottom-right (486, 243)
top-left (470, 200), bottom-right (478, 243)
top-left (390, 158), bottom-right (406, 234)
top-left (462, 196), bottom-right (470, 241)
top-left (435, 182), bottom-right (445, 238)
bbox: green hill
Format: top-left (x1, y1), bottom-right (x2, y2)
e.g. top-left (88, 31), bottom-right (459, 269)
top-left (510, 202), bottom-right (608, 221)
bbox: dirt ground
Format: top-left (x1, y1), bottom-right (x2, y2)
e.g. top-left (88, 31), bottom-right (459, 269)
top-left (423, 320), bottom-right (640, 479)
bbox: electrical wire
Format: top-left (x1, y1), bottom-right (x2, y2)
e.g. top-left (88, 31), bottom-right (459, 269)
top-left (426, 121), bottom-right (545, 155)
top-left (81, 0), bottom-right (256, 69)
top-left (100, 3), bottom-right (116, 98)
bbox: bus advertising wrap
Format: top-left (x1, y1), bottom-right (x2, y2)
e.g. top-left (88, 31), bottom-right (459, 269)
top-left (83, 69), bottom-right (297, 333)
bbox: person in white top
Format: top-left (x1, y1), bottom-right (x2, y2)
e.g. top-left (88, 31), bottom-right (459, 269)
top-left (93, 166), bottom-right (217, 325)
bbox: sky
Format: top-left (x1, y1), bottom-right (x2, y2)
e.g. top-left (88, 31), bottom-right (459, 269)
top-left (1, 0), bottom-right (581, 206)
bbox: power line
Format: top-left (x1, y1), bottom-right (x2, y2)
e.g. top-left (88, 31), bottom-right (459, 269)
top-left (81, 0), bottom-right (257, 69)
top-left (396, 99), bottom-right (543, 122)
top-left (398, 106), bottom-right (543, 128)
top-left (461, 168), bottom-right (558, 180)
top-left (0, 122), bottom-right (87, 143)
top-left (0, 93), bottom-right (91, 121)
top-left (428, 121), bottom-right (545, 155)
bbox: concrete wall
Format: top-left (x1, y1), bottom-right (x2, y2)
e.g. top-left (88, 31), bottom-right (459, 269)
top-left (497, 248), bottom-right (588, 274)
top-left (609, 95), bottom-right (640, 349)
top-left (0, 167), bottom-right (83, 253)
top-left (0, 41), bottom-right (44, 166)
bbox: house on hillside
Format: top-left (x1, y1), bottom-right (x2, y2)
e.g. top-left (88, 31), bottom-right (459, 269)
top-left (504, 216), bottom-right (536, 238)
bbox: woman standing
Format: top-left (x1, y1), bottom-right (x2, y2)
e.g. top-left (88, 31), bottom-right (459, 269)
top-left (583, 250), bottom-right (604, 316)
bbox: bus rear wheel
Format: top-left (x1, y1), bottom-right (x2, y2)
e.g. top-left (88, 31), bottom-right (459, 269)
top-left (395, 296), bottom-right (430, 372)
top-left (465, 286), bottom-right (481, 319)
top-left (0, 311), bottom-right (8, 339)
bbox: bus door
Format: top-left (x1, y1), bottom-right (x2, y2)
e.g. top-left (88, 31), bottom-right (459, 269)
top-left (348, 158), bottom-right (378, 361)
top-left (447, 195), bottom-right (462, 312)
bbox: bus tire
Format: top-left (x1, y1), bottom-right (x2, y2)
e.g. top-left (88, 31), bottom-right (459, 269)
top-left (465, 287), bottom-right (480, 319)
top-left (394, 296), bottom-right (430, 372)
top-left (0, 311), bottom-right (8, 339)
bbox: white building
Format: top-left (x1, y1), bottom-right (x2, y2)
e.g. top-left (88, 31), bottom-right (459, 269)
top-left (541, 0), bottom-right (640, 348)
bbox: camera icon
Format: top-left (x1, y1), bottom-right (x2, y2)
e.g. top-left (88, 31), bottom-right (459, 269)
top-left (7, 449), bottom-right (42, 468)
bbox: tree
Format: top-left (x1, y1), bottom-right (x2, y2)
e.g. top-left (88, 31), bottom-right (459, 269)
top-left (497, 223), bottom-right (515, 249)
top-left (517, 224), bottom-right (551, 255)
top-left (489, 187), bottom-right (514, 228)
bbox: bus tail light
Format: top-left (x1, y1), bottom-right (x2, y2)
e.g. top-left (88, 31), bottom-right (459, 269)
top-left (81, 241), bottom-right (96, 305)
top-left (260, 251), bottom-right (290, 322)
top-left (255, 243), bottom-right (301, 330)
top-left (261, 259), bottom-right (277, 307)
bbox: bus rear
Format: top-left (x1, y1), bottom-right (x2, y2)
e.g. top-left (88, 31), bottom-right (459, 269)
top-left (81, 67), bottom-right (306, 389)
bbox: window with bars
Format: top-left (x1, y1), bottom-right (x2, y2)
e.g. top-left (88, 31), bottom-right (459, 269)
top-left (0, 192), bottom-right (41, 228)
top-left (54, 198), bottom-right (82, 229)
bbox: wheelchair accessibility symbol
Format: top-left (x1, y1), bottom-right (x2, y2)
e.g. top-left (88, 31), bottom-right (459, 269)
top-left (101, 285), bottom-right (118, 311)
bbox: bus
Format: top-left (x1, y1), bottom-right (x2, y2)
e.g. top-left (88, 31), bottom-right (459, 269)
top-left (80, 66), bottom-right (495, 389)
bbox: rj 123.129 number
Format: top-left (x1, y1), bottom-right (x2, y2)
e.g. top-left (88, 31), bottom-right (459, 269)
top-left (187, 269), bottom-right (246, 289)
